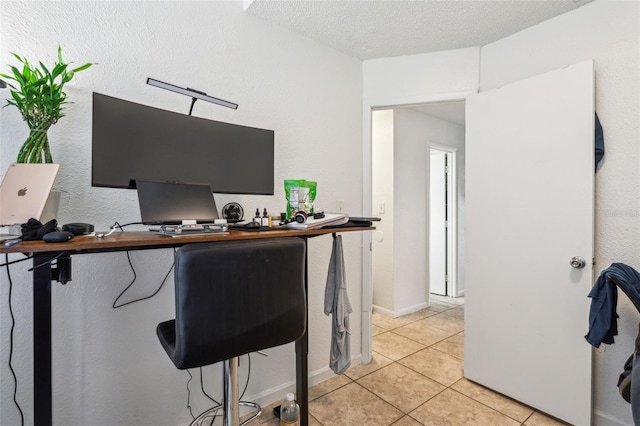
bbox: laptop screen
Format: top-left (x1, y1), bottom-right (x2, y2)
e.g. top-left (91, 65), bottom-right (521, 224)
top-left (136, 180), bottom-right (219, 225)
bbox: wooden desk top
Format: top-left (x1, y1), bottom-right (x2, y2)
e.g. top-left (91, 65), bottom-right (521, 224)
top-left (0, 226), bottom-right (374, 255)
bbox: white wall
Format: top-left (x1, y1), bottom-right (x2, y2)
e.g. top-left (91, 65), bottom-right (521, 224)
top-left (0, 2), bottom-right (363, 425)
top-left (372, 110), bottom-right (395, 312)
top-left (364, 48), bottom-right (477, 317)
top-left (394, 109), bottom-right (465, 312)
top-left (480, 2), bottom-right (640, 425)
top-left (371, 107), bottom-right (465, 317)
top-left (364, 1), bottom-right (638, 423)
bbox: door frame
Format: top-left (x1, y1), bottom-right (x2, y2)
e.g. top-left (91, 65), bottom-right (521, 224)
top-left (429, 143), bottom-right (458, 298)
top-left (361, 91), bottom-right (474, 363)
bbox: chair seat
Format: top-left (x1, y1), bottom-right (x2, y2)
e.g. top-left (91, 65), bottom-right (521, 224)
top-left (157, 320), bottom-right (177, 366)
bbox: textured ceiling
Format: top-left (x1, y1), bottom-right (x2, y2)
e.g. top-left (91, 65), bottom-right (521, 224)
top-left (246, 0), bottom-right (593, 60)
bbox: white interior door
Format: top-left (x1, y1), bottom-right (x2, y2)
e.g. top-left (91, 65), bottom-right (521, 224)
top-left (464, 60), bottom-right (594, 425)
top-left (429, 150), bottom-right (447, 296)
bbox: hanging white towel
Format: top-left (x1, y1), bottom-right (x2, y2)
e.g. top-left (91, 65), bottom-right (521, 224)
top-left (324, 234), bottom-right (352, 374)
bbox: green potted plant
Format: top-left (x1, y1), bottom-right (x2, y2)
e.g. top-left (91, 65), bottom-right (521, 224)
top-left (0, 46), bottom-right (92, 163)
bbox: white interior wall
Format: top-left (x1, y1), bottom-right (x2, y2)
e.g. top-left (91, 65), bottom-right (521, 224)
top-left (364, 48), bottom-right (476, 317)
top-left (363, 1), bottom-right (638, 423)
top-left (480, 2), bottom-right (640, 425)
top-left (371, 110), bottom-right (395, 313)
top-left (0, 2), bottom-right (363, 426)
top-left (371, 107), bottom-right (465, 317)
top-left (393, 109), bottom-right (465, 313)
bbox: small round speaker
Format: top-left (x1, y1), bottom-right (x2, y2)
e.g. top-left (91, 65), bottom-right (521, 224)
top-left (43, 231), bottom-right (74, 243)
top-left (222, 202), bottom-right (244, 223)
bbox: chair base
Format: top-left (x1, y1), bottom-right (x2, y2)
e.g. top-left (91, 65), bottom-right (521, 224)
top-left (189, 401), bottom-right (261, 426)
top-left (189, 357), bottom-right (262, 426)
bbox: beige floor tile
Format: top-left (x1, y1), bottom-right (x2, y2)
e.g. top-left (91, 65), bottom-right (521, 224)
top-left (255, 417), bottom-right (278, 426)
top-left (431, 332), bottom-right (464, 360)
top-left (393, 319), bottom-right (457, 346)
top-left (252, 413), bottom-right (321, 426)
top-left (410, 388), bottom-right (520, 426)
top-left (524, 411), bottom-right (571, 425)
top-left (421, 313), bottom-right (465, 334)
top-left (430, 294), bottom-right (465, 306)
top-left (398, 347), bottom-right (463, 386)
top-left (426, 300), bottom-right (460, 313)
top-left (373, 332), bottom-right (426, 361)
top-left (451, 378), bottom-right (534, 422)
top-left (308, 374), bottom-right (352, 401)
top-left (308, 414), bottom-right (322, 425)
top-left (373, 310), bottom-right (435, 331)
top-left (357, 363), bottom-right (446, 413)
top-left (344, 352), bottom-right (394, 380)
top-left (392, 415), bottom-right (424, 425)
top-left (372, 324), bottom-right (386, 336)
top-left (250, 400), bottom-right (280, 424)
top-left (309, 382), bottom-right (403, 426)
top-left (440, 305), bottom-right (464, 320)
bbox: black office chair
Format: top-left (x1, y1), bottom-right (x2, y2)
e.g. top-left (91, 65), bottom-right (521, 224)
top-left (157, 238), bottom-right (307, 426)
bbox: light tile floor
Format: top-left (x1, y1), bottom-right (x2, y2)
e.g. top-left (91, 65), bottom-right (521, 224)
top-left (252, 294), bottom-right (570, 426)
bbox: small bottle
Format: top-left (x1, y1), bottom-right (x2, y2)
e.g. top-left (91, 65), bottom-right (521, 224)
top-left (254, 208), bottom-right (261, 224)
top-left (280, 393), bottom-right (300, 426)
top-left (262, 208), bottom-right (269, 227)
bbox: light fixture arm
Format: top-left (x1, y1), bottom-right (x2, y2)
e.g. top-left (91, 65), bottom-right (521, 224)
top-left (146, 78), bottom-right (238, 113)
top-left (186, 87), bottom-right (207, 116)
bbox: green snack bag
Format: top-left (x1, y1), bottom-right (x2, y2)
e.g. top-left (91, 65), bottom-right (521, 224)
top-left (284, 179), bottom-right (317, 219)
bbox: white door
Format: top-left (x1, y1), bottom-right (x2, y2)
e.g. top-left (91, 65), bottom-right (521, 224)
top-left (429, 150), bottom-right (447, 296)
top-left (464, 60), bottom-right (594, 425)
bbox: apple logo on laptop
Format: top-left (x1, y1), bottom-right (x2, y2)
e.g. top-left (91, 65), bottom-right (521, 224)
top-left (17, 187), bottom-right (27, 196)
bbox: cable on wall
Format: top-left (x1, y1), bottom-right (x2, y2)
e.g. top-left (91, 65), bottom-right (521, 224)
top-left (5, 254), bottom-right (25, 426)
top-left (112, 248), bottom-right (175, 309)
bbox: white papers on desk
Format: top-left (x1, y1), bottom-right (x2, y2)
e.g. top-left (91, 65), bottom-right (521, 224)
top-left (283, 213), bottom-right (348, 230)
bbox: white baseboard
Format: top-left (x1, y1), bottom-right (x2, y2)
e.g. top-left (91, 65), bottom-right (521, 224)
top-left (593, 409), bottom-right (633, 426)
top-left (245, 354), bottom-right (363, 409)
top-left (372, 302), bottom-right (428, 318)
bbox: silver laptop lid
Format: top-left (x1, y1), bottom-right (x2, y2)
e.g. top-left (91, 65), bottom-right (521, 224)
top-left (0, 163), bottom-right (60, 226)
top-left (136, 180), bottom-right (219, 225)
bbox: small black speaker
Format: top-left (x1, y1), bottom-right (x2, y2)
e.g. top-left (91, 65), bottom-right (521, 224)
top-left (62, 223), bottom-right (94, 236)
top-left (43, 231), bottom-right (74, 243)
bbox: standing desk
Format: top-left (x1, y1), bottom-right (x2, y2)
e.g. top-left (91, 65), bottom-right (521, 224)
top-left (0, 226), bottom-right (372, 426)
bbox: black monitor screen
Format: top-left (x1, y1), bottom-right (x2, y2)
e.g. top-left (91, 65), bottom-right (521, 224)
top-left (91, 92), bottom-right (274, 194)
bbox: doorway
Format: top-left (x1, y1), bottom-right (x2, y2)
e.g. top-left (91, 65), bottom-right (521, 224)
top-left (429, 147), bottom-right (457, 297)
top-left (370, 102), bottom-right (465, 316)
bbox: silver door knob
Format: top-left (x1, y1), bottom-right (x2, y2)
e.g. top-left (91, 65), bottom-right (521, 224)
top-left (570, 256), bottom-right (586, 269)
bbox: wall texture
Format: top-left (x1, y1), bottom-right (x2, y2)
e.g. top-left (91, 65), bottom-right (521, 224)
top-left (480, 2), bottom-right (639, 424)
top-left (393, 108), bottom-right (465, 314)
top-left (372, 110), bottom-right (395, 312)
top-left (371, 108), bottom-right (465, 317)
top-left (363, 1), bottom-right (639, 424)
top-left (0, 2), bottom-right (363, 425)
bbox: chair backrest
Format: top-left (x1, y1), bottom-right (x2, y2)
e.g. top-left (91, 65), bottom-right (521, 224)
top-left (171, 238), bottom-right (306, 369)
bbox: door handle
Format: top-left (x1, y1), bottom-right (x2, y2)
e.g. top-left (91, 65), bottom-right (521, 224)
top-left (570, 256), bottom-right (586, 269)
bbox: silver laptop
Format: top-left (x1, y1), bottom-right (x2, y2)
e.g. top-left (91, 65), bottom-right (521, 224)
top-left (0, 163), bottom-right (60, 240)
top-left (136, 180), bottom-right (219, 226)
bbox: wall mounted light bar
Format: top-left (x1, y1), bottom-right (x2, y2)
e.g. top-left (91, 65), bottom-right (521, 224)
top-left (146, 78), bottom-right (238, 112)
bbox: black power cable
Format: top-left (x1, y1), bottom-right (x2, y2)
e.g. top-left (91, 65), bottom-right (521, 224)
top-left (5, 254), bottom-right (25, 426)
top-left (112, 249), bottom-right (175, 309)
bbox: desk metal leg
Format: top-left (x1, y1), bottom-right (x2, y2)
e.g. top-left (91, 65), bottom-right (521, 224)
top-left (295, 239), bottom-right (309, 426)
top-left (33, 253), bottom-right (54, 426)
